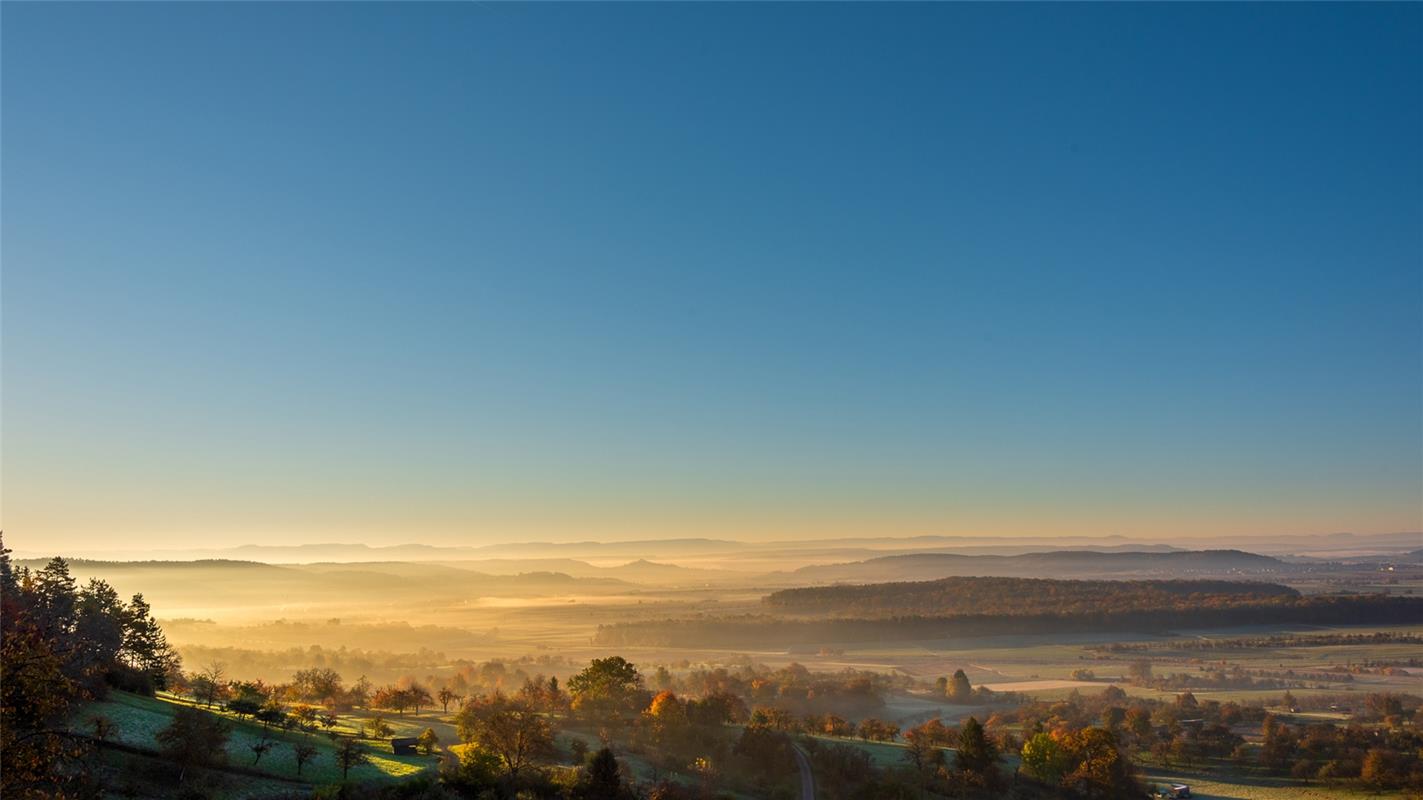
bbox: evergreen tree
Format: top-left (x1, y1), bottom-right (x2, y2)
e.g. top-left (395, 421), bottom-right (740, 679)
top-left (954, 717), bottom-right (1001, 787)
top-left (577, 747), bottom-right (633, 799)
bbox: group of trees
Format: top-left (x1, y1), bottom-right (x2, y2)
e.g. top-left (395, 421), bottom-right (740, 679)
top-left (966, 683), bottom-right (1420, 795)
top-left (986, 684), bottom-right (1257, 772)
top-left (935, 668), bottom-right (997, 705)
top-left (185, 660), bottom-right (376, 713)
top-left (290, 666), bottom-right (347, 704)
top-left (183, 665), bottom-right (347, 737)
top-left (634, 689), bottom-right (741, 772)
top-left (371, 682), bottom-right (435, 714)
top-left (790, 716), bottom-right (1011, 800)
top-left (1019, 726), bottom-right (1139, 798)
top-left (445, 657), bottom-right (679, 798)
top-left (171, 650), bottom-right (584, 713)
top-left (1122, 660), bottom-right (1325, 693)
top-left (644, 660), bottom-right (897, 721)
top-left (1, 543), bottom-right (180, 799)
top-left (173, 641), bottom-right (447, 687)
top-left (446, 655), bottom-right (911, 799)
top-left (1259, 709), bottom-right (1423, 790)
top-left (443, 657), bottom-right (573, 700)
top-left (739, 705), bottom-right (901, 742)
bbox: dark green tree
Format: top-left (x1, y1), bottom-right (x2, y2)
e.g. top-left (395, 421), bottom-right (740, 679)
top-left (576, 747), bottom-right (634, 800)
top-left (156, 707), bottom-right (230, 784)
top-left (568, 656), bottom-right (643, 718)
top-left (954, 716), bottom-right (1001, 788)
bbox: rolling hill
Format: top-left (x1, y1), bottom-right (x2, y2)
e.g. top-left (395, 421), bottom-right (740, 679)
top-left (785, 549), bottom-right (1291, 584)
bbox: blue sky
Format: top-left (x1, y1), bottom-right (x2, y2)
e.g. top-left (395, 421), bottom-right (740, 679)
top-left (3, 3), bottom-right (1420, 549)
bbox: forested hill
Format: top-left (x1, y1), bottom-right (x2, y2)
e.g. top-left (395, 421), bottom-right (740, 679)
top-left (788, 549), bottom-right (1289, 583)
top-left (764, 576), bottom-right (1299, 617)
top-left (595, 593), bottom-right (1423, 648)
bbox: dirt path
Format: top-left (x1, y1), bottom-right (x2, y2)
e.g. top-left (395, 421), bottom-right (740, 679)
top-left (792, 743), bottom-right (815, 800)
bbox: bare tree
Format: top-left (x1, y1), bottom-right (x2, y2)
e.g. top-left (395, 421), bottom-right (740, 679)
top-left (292, 742), bottom-right (318, 777)
top-left (193, 661), bottom-right (227, 708)
top-left (250, 737), bottom-right (274, 767)
top-left (334, 737), bottom-right (369, 781)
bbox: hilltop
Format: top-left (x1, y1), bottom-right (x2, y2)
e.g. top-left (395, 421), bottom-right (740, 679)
top-left (787, 549), bottom-right (1290, 583)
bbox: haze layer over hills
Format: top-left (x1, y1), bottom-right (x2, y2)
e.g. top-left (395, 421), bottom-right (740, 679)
top-left (14, 530), bottom-right (1418, 567)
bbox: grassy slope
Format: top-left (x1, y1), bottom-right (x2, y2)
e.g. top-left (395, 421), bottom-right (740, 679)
top-left (78, 692), bottom-right (435, 786)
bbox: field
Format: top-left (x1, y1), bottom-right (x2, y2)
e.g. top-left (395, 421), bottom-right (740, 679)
top-left (76, 692), bottom-right (437, 791)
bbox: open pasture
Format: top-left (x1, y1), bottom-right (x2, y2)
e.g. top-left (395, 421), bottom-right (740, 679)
top-left (77, 692), bottom-right (436, 786)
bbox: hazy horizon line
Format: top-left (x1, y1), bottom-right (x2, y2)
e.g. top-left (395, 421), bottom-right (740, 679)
top-left (10, 529), bottom-right (1419, 561)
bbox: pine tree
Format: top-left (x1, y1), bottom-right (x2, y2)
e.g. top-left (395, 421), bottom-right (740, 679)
top-left (954, 717), bottom-right (1001, 787)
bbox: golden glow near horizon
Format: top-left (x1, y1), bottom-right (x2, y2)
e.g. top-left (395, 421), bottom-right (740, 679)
top-left (5, 493), bottom-right (1418, 555)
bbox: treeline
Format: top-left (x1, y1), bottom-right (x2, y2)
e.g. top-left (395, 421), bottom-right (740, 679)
top-left (649, 661), bottom-right (897, 719)
top-left (764, 576), bottom-right (1298, 617)
top-left (160, 616), bottom-right (487, 652)
top-left (175, 644), bottom-right (448, 684)
top-left (1132, 666), bottom-right (1341, 693)
top-left (1, 543), bottom-right (180, 799)
top-left (1089, 630), bottom-right (1423, 653)
top-left (595, 594), bottom-right (1423, 647)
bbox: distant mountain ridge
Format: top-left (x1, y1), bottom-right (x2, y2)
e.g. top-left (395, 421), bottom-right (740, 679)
top-left (788, 549), bottom-right (1291, 584)
top-left (11, 531), bottom-right (1419, 565)
top-left (11, 558), bottom-right (640, 618)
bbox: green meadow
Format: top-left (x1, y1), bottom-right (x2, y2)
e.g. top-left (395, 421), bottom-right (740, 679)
top-left (77, 692), bottom-right (436, 788)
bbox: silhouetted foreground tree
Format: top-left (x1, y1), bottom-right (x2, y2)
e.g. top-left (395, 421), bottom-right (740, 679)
top-left (0, 536), bottom-right (180, 798)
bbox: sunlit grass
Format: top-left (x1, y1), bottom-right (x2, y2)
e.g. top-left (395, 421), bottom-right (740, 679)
top-left (76, 692), bottom-right (437, 785)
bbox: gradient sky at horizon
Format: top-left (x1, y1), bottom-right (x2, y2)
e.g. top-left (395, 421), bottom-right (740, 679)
top-left (3, 3), bottom-right (1421, 552)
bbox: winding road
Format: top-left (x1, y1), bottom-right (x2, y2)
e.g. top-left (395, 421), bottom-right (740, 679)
top-left (791, 743), bottom-right (815, 800)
